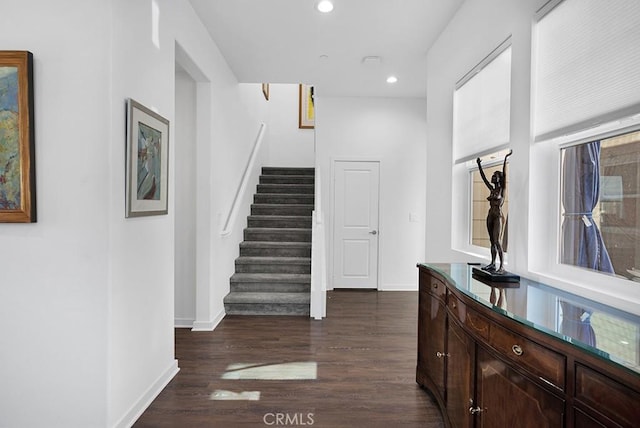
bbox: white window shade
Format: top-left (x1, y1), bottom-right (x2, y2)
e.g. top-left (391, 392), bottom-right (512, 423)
top-left (453, 45), bottom-right (512, 163)
top-left (533, 0), bottom-right (640, 143)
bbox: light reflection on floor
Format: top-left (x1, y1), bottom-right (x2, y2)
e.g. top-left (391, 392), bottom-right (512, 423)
top-left (210, 390), bottom-right (261, 401)
top-left (221, 361), bottom-right (318, 380)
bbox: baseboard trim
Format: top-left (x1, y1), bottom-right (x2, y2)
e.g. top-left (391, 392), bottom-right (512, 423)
top-left (113, 359), bottom-right (179, 428)
top-left (191, 308), bottom-right (225, 331)
top-left (174, 318), bottom-right (195, 328)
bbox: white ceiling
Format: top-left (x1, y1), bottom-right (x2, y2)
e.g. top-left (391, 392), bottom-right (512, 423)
top-left (188, 0), bottom-right (464, 98)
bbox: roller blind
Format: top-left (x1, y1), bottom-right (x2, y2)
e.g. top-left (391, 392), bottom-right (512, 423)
top-left (533, 0), bottom-right (640, 143)
top-left (453, 44), bottom-right (512, 163)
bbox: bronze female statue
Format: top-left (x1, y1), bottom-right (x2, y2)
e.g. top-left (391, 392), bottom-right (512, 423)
top-left (476, 150), bottom-right (512, 273)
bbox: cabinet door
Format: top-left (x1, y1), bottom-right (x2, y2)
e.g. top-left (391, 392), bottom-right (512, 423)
top-left (447, 319), bottom-right (474, 428)
top-left (418, 288), bottom-right (446, 398)
top-left (476, 347), bottom-right (565, 428)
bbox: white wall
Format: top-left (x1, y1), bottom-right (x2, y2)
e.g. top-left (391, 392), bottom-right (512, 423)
top-left (316, 97), bottom-right (427, 290)
top-left (425, 0), bottom-right (545, 269)
top-left (174, 67), bottom-right (197, 327)
top-left (0, 0), bottom-right (271, 426)
top-left (109, 1), bottom-right (270, 426)
top-left (264, 84), bottom-right (315, 167)
top-left (0, 1), bottom-right (111, 426)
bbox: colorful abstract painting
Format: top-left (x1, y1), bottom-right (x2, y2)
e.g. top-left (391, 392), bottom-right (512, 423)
top-left (0, 51), bottom-right (35, 223)
top-left (136, 122), bottom-right (162, 201)
top-left (0, 66), bottom-right (20, 210)
top-left (298, 84), bottom-right (315, 129)
top-left (125, 98), bottom-right (169, 217)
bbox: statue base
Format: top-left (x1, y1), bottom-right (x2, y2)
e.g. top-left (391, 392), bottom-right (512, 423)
top-left (472, 266), bottom-right (520, 283)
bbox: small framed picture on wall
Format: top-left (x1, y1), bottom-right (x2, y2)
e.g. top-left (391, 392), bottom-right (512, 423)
top-left (125, 98), bottom-right (170, 218)
top-left (298, 84), bottom-right (315, 129)
top-left (0, 51), bottom-right (36, 223)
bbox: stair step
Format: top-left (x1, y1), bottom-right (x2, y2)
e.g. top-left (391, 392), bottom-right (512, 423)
top-left (244, 227), bottom-right (311, 242)
top-left (240, 241), bottom-right (311, 257)
top-left (230, 273), bottom-right (310, 292)
top-left (251, 204), bottom-right (314, 216)
top-left (257, 184), bottom-right (314, 194)
top-left (247, 215), bottom-right (312, 229)
top-left (235, 256), bottom-right (311, 274)
top-left (262, 167), bottom-right (315, 176)
top-left (260, 175), bottom-right (315, 185)
top-left (254, 194), bottom-right (314, 205)
top-left (226, 167), bottom-right (315, 317)
top-left (224, 292), bottom-right (310, 316)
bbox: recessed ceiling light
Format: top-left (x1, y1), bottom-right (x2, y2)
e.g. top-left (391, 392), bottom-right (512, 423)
top-left (316, 1), bottom-right (334, 13)
top-left (386, 76), bottom-right (398, 84)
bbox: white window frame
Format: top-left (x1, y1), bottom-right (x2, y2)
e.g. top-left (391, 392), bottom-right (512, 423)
top-left (529, 119), bottom-right (640, 314)
top-left (528, 0), bottom-right (640, 313)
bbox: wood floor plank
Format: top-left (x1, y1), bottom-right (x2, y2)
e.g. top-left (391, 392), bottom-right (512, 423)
top-left (134, 290), bottom-right (444, 427)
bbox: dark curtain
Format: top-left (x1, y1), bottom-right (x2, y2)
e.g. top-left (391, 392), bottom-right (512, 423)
top-left (560, 141), bottom-right (614, 347)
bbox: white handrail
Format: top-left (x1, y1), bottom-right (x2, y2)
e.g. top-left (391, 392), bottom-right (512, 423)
top-left (220, 123), bottom-right (266, 236)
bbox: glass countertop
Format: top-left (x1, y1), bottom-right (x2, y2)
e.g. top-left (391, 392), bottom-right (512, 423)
top-left (419, 263), bottom-right (640, 376)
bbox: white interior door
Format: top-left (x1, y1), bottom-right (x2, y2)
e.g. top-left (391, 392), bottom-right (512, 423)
top-left (333, 161), bottom-right (380, 289)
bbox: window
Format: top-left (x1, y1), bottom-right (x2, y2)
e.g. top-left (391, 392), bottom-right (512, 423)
top-left (451, 39), bottom-right (512, 260)
top-left (560, 130), bottom-right (640, 282)
top-left (530, 0), bottom-right (640, 308)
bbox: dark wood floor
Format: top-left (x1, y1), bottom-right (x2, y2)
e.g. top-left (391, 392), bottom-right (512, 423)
top-left (135, 290), bottom-right (444, 427)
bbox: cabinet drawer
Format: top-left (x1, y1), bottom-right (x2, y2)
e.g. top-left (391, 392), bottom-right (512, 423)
top-left (447, 293), bottom-right (490, 341)
top-left (575, 364), bottom-right (640, 427)
top-left (427, 276), bottom-right (447, 301)
top-left (488, 323), bottom-right (565, 390)
top-left (420, 270), bottom-right (447, 301)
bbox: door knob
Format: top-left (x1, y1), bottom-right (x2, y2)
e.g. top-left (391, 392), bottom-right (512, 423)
top-left (369, 230), bottom-right (378, 235)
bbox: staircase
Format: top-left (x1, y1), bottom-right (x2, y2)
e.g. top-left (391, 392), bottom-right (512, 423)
top-left (224, 167), bottom-right (314, 315)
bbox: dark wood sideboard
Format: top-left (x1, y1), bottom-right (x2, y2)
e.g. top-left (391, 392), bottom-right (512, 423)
top-left (417, 263), bottom-right (640, 428)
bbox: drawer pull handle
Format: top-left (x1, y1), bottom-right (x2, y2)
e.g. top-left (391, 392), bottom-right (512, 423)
top-left (433, 283), bottom-right (438, 290)
top-left (451, 301), bottom-right (457, 309)
top-left (512, 344), bottom-right (523, 356)
top-left (469, 406), bottom-right (484, 415)
top-left (436, 351), bottom-right (450, 358)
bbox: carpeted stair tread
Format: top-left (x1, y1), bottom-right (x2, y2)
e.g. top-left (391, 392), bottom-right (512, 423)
top-left (251, 204), bottom-right (314, 216)
top-left (253, 194), bottom-right (315, 204)
top-left (239, 241), bottom-right (311, 257)
top-left (247, 215), bottom-right (312, 228)
top-left (260, 175), bottom-right (315, 184)
top-left (230, 273), bottom-right (311, 292)
top-left (240, 241), bottom-right (311, 248)
top-left (231, 272), bottom-right (311, 283)
top-left (262, 167), bottom-right (315, 176)
top-left (224, 292), bottom-right (310, 304)
top-left (244, 227), bottom-right (311, 243)
top-left (248, 215), bottom-right (312, 219)
top-left (257, 184), bottom-right (314, 194)
top-left (236, 256), bottom-right (311, 264)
